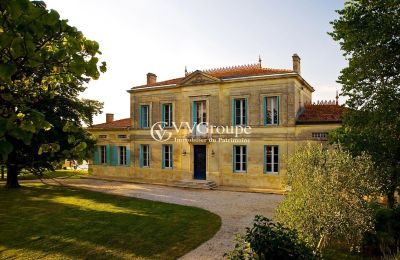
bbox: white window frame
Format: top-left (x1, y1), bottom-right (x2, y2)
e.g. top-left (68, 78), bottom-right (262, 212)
top-left (118, 146), bottom-right (127, 165)
top-left (233, 145), bottom-right (247, 173)
top-left (265, 145), bottom-right (279, 174)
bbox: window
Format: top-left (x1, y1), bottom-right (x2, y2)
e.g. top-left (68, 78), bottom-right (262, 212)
top-left (118, 146), bottom-right (127, 165)
top-left (233, 98), bottom-right (247, 126)
top-left (118, 134), bottom-right (127, 139)
top-left (312, 132), bottom-right (328, 139)
top-left (265, 145), bottom-right (279, 173)
top-left (233, 145), bottom-right (247, 172)
top-left (99, 145), bottom-right (106, 164)
top-left (162, 145), bottom-right (173, 169)
top-left (140, 144), bottom-right (150, 167)
top-left (162, 103), bottom-right (173, 127)
top-left (264, 96), bottom-right (279, 125)
top-left (140, 105), bottom-right (150, 128)
top-left (99, 135), bottom-right (107, 139)
top-left (192, 100), bottom-right (207, 125)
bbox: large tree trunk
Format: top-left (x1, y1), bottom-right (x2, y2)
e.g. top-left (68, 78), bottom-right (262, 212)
top-left (5, 165), bottom-right (20, 188)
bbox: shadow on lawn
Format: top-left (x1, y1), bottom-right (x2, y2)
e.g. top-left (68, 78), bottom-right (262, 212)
top-left (0, 184), bottom-right (221, 260)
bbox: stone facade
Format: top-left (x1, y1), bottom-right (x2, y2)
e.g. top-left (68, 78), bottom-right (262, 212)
top-left (89, 55), bottom-right (341, 190)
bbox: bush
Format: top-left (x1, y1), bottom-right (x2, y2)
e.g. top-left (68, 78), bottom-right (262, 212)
top-left (225, 215), bottom-right (317, 260)
top-left (363, 204), bottom-right (400, 256)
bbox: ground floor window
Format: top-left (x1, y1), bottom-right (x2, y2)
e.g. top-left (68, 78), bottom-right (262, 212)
top-left (233, 145), bottom-right (247, 172)
top-left (162, 145), bottom-right (173, 169)
top-left (140, 144), bottom-right (150, 167)
top-left (99, 145), bottom-right (106, 164)
top-left (118, 146), bottom-right (127, 165)
top-left (265, 145), bottom-right (279, 173)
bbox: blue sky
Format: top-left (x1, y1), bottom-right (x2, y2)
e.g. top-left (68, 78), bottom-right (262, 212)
top-left (45, 0), bottom-right (347, 124)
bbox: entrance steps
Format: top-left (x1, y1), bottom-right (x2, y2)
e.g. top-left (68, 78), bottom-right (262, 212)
top-left (174, 180), bottom-right (218, 190)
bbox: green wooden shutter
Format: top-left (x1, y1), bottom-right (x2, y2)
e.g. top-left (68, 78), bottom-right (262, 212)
top-left (170, 145), bottom-right (173, 169)
top-left (139, 145), bottom-right (143, 167)
top-left (192, 102), bottom-right (197, 127)
top-left (161, 104), bottom-right (165, 127)
top-left (111, 146), bottom-right (118, 166)
top-left (277, 96), bottom-right (280, 125)
top-left (232, 145), bottom-right (236, 172)
top-left (139, 106), bottom-right (143, 128)
top-left (264, 97), bottom-right (267, 126)
top-left (161, 145), bottom-right (165, 169)
top-left (263, 145), bottom-right (266, 174)
top-left (106, 145), bottom-right (111, 165)
top-left (244, 98), bottom-right (248, 126)
top-left (126, 147), bottom-right (130, 167)
top-left (232, 99), bottom-right (236, 126)
top-left (94, 146), bottom-right (99, 165)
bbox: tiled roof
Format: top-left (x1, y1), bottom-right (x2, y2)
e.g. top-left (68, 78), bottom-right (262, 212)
top-left (90, 118), bottom-right (131, 129)
top-left (297, 101), bottom-right (343, 124)
top-left (134, 63), bottom-right (294, 88)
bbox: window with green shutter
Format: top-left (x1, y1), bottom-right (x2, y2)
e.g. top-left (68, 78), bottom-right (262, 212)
top-left (232, 98), bottom-right (247, 126)
top-left (233, 145), bottom-right (247, 173)
top-left (140, 105), bottom-right (150, 128)
top-left (162, 144), bottom-right (173, 169)
top-left (264, 96), bottom-right (280, 125)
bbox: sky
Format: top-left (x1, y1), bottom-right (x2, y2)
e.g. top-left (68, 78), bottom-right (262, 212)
top-left (45, 0), bottom-right (347, 124)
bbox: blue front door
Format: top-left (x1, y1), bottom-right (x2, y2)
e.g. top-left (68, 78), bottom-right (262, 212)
top-left (193, 145), bottom-right (206, 180)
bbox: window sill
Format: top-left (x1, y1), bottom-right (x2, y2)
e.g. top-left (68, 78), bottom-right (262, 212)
top-left (264, 172), bottom-right (279, 175)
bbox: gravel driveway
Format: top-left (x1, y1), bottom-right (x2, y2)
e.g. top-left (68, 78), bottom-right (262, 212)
top-left (51, 178), bottom-right (283, 259)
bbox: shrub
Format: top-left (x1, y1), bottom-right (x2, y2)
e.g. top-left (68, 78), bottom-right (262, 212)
top-left (225, 215), bottom-right (317, 260)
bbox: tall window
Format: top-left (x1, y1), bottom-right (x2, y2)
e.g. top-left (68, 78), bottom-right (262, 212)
top-left (140, 105), bottom-right (150, 128)
top-left (140, 144), bottom-right (150, 167)
top-left (118, 146), bottom-right (127, 165)
top-left (162, 145), bottom-right (173, 169)
top-left (265, 145), bottom-right (279, 173)
top-left (162, 103), bottom-right (173, 127)
top-left (233, 98), bottom-right (247, 126)
top-left (99, 145), bottom-right (106, 164)
top-left (264, 96), bottom-right (279, 125)
top-left (193, 100), bottom-right (207, 125)
top-left (233, 145), bottom-right (247, 172)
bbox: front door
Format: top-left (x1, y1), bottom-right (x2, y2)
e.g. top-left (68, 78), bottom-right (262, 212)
top-left (193, 145), bottom-right (206, 180)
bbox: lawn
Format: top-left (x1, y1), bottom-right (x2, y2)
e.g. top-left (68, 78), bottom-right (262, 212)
top-left (0, 183), bottom-right (221, 259)
top-left (0, 169), bottom-right (88, 181)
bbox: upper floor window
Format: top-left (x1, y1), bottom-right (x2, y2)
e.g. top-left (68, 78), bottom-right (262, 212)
top-left (118, 134), bottom-right (127, 139)
top-left (264, 96), bottom-right (280, 125)
top-left (162, 103), bottom-right (173, 127)
top-left (162, 144), bottom-right (173, 169)
top-left (98, 135), bottom-right (107, 139)
top-left (140, 105), bottom-right (150, 128)
top-left (233, 145), bottom-right (247, 173)
top-left (192, 100), bottom-right (207, 125)
top-left (233, 98), bottom-right (247, 126)
top-left (118, 146), bottom-right (127, 165)
top-left (265, 145), bottom-right (279, 173)
top-left (140, 144), bottom-right (150, 167)
top-left (312, 132), bottom-right (328, 139)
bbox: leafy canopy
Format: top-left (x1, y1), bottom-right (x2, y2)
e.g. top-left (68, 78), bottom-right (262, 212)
top-left (275, 143), bottom-right (379, 249)
top-left (0, 0), bottom-right (106, 178)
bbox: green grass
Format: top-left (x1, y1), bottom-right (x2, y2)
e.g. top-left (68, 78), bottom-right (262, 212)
top-left (0, 169), bottom-right (88, 181)
top-left (0, 183), bottom-right (221, 259)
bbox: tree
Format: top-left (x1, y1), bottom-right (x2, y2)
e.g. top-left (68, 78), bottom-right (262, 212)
top-left (275, 143), bottom-right (380, 251)
top-left (329, 0), bottom-right (400, 207)
top-left (0, 0), bottom-right (106, 188)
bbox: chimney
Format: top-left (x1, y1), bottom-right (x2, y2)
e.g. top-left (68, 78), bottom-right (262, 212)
top-left (106, 113), bottom-right (114, 123)
top-left (146, 73), bottom-right (157, 85)
top-left (292, 54), bottom-right (301, 75)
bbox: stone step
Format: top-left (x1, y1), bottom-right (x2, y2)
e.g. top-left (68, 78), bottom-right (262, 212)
top-left (175, 180), bottom-right (218, 190)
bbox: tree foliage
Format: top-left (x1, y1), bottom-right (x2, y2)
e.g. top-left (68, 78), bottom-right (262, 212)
top-left (225, 215), bottom-right (317, 260)
top-left (329, 0), bottom-right (400, 206)
top-left (0, 0), bottom-right (106, 187)
top-left (275, 143), bottom-right (379, 250)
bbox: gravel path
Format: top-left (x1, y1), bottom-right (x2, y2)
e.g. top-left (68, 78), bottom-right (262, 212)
top-left (51, 178), bottom-right (283, 260)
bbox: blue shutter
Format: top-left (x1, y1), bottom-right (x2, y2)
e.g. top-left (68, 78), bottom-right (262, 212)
top-left (94, 146), bottom-right (99, 165)
top-left (264, 97), bottom-right (267, 126)
top-left (162, 104), bottom-right (165, 127)
top-left (277, 96), bottom-right (280, 125)
top-left (106, 145), bottom-right (111, 165)
top-left (244, 98), bottom-right (248, 126)
top-left (192, 102), bottom-right (197, 127)
top-left (139, 145), bottom-right (143, 168)
top-left (139, 106), bottom-right (143, 128)
top-left (111, 146), bottom-right (118, 166)
top-left (126, 147), bottom-right (130, 167)
top-left (263, 145), bottom-right (266, 174)
top-left (162, 145), bottom-right (165, 169)
top-left (232, 146), bottom-right (236, 173)
top-left (232, 99), bottom-right (236, 126)
top-left (170, 145), bottom-right (173, 169)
